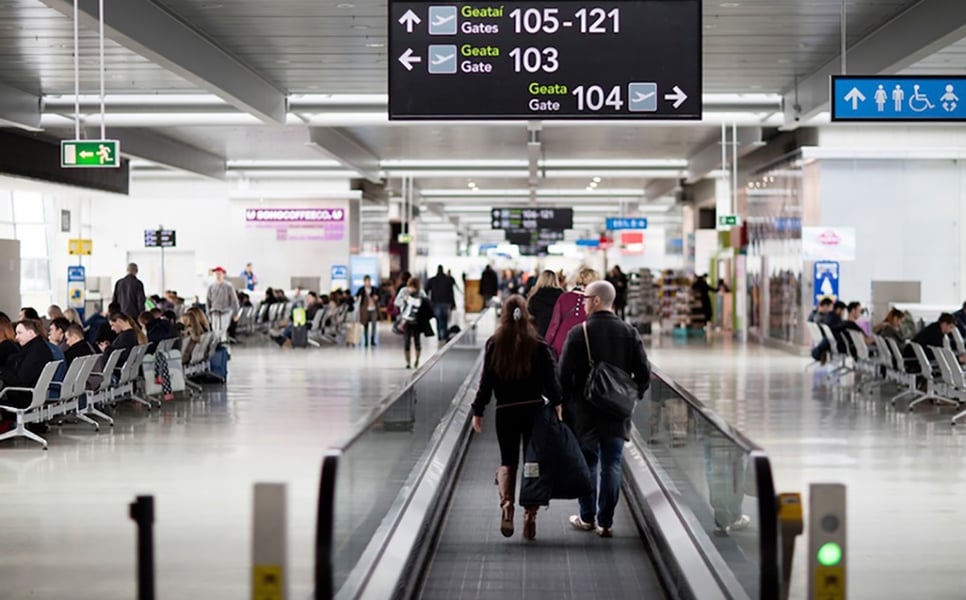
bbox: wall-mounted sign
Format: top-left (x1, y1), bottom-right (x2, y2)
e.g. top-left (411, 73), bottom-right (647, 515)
top-left (832, 75), bottom-right (965, 122)
top-left (718, 215), bottom-right (740, 227)
top-left (389, 1), bottom-right (702, 120)
top-left (68, 239), bottom-right (92, 256)
top-left (67, 265), bottom-right (86, 309)
top-left (814, 261), bottom-right (840, 303)
top-left (245, 207), bottom-right (346, 242)
top-left (331, 265), bottom-right (349, 291)
top-left (607, 217), bottom-right (648, 230)
top-left (802, 227), bottom-right (856, 262)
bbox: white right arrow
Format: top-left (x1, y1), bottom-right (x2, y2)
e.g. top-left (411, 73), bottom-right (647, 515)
top-left (664, 86), bottom-right (688, 109)
top-left (398, 9), bottom-right (421, 33)
top-left (398, 48), bottom-right (422, 71)
top-left (844, 87), bottom-right (867, 110)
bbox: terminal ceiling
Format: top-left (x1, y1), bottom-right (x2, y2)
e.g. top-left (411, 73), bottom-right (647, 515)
top-left (0, 0), bottom-right (964, 235)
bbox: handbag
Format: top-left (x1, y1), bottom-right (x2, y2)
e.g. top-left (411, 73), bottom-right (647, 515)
top-left (582, 322), bottom-right (638, 420)
top-left (519, 403), bottom-right (594, 506)
top-left (392, 317), bottom-right (406, 336)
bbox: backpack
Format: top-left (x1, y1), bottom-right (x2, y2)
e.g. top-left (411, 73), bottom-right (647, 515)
top-left (581, 322), bottom-right (637, 420)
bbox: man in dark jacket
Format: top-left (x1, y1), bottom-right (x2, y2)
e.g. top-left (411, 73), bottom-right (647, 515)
top-left (559, 280), bottom-right (650, 538)
top-left (0, 320), bottom-right (55, 408)
top-left (904, 313), bottom-right (963, 371)
top-left (479, 265), bottom-right (499, 308)
top-left (63, 324), bottom-right (96, 370)
top-left (113, 263), bottom-right (146, 320)
top-left (427, 265), bottom-right (456, 340)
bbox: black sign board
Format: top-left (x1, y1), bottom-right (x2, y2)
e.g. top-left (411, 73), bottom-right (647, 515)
top-left (518, 243), bottom-right (552, 256)
top-left (505, 229), bottom-right (566, 245)
top-left (144, 229), bottom-right (176, 248)
top-left (491, 207), bottom-right (573, 231)
top-left (389, 1), bottom-right (702, 120)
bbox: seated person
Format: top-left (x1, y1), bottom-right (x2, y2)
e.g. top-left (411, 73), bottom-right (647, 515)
top-left (832, 302), bottom-right (872, 356)
top-left (138, 311), bottom-right (174, 354)
top-left (48, 317), bottom-right (70, 353)
top-left (97, 314), bottom-right (144, 370)
top-left (87, 302), bottom-right (120, 347)
top-left (63, 324), bottom-right (96, 370)
top-left (0, 319), bottom-right (54, 409)
top-left (0, 312), bottom-right (18, 368)
top-left (808, 297), bottom-right (834, 323)
top-left (874, 308), bottom-right (907, 344)
top-left (903, 313), bottom-right (965, 372)
top-left (180, 311), bottom-right (206, 364)
top-left (273, 292), bottom-right (320, 346)
top-left (64, 308), bottom-right (83, 326)
top-left (810, 299), bottom-right (847, 362)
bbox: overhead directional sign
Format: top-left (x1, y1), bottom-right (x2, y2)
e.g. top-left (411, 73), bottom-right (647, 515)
top-left (61, 140), bottom-right (120, 168)
top-left (607, 217), bottom-right (648, 230)
top-left (389, 1), bottom-right (702, 120)
top-left (832, 76), bottom-right (966, 121)
top-left (814, 261), bottom-right (840, 303)
top-left (491, 207), bottom-right (573, 230)
top-left (144, 229), bottom-right (177, 248)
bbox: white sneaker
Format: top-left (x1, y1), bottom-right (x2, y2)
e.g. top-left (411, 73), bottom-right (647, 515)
top-left (595, 526), bottom-right (613, 538)
top-left (729, 515), bottom-right (752, 532)
top-left (569, 515), bottom-right (595, 532)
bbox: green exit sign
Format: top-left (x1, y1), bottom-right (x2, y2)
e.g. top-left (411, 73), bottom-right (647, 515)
top-left (719, 215), bottom-right (741, 227)
top-left (397, 233), bottom-right (412, 244)
top-left (61, 140), bottom-right (120, 168)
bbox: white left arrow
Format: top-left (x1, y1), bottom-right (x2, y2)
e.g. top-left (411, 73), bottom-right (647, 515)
top-left (398, 9), bottom-right (421, 33)
top-left (398, 48), bottom-right (422, 71)
top-left (664, 85), bottom-right (688, 109)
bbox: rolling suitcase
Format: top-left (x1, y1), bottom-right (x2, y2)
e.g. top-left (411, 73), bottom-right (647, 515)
top-left (345, 322), bottom-right (363, 346)
top-left (291, 325), bottom-right (308, 348)
top-left (208, 344), bottom-right (229, 383)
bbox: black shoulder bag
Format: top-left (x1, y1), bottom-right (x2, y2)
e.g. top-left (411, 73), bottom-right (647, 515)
top-left (582, 321), bottom-right (638, 420)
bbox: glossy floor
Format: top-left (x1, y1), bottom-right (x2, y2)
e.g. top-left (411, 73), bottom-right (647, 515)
top-left (0, 325), bottom-right (439, 599)
top-left (648, 335), bottom-right (966, 600)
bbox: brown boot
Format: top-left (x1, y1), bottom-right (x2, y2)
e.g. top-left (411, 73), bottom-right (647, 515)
top-left (496, 466), bottom-right (516, 538)
top-left (522, 506), bottom-right (538, 540)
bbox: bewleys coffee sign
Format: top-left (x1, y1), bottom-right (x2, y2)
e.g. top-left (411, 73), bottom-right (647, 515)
top-left (802, 227), bottom-right (856, 262)
top-left (245, 207), bottom-right (346, 242)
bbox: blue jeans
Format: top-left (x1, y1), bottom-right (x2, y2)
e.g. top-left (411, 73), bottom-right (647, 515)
top-left (578, 435), bottom-right (625, 528)
top-left (434, 304), bottom-right (450, 340)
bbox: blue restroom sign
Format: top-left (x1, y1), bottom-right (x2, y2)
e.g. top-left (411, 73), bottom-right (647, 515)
top-left (814, 261), bottom-right (839, 302)
top-left (832, 76), bottom-right (965, 121)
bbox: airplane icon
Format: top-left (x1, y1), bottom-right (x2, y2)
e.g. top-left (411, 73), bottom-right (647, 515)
top-left (628, 82), bottom-right (658, 112)
top-left (431, 52), bottom-right (455, 65)
top-left (432, 14), bottom-right (455, 27)
top-left (632, 91), bottom-right (656, 103)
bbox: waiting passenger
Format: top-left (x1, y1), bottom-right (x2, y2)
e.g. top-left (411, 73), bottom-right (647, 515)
top-left (48, 317), bottom-right (70, 352)
top-left (0, 313), bottom-right (18, 368)
top-left (904, 313), bottom-right (965, 369)
top-left (186, 306), bottom-right (211, 333)
top-left (559, 281), bottom-right (650, 538)
top-left (527, 270), bottom-right (564, 338)
top-left (874, 308), bottom-right (907, 344)
top-left (112, 262), bottom-right (146, 320)
top-left (63, 308), bottom-right (83, 327)
top-left (180, 311), bottom-right (206, 364)
top-left (0, 319), bottom-right (55, 409)
top-left (102, 313), bottom-right (144, 366)
top-left (63, 324), bottom-right (96, 370)
top-left (471, 295), bottom-right (562, 540)
top-left (19, 307), bottom-right (40, 321)
top-left (356, 277), bottom-right (380, 347)
top-left (394, 277), bottom-right (430, 369)
top-left (47, 305), bottom-right (66, 322)
top-left (138, 311), bottom-right (174, 353)
top-left (832, 302), bottom-right (871, 356)
top-left (809, 297), bottom-right (835, 323)
top-left (545, 268), bottom-right (601, 357)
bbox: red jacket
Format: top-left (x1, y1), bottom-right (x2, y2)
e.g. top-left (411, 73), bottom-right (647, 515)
top-left (544, 289), bottom-right (587, 356)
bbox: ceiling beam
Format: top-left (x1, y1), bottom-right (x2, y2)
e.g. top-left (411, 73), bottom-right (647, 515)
top-left (40, 0), bottom-right (287, 124)
top-left (783, 0), bottom-right (966, 126)
top-left (105, 128), bottom-right (225, 179)
top-left (687, 127), bottom-right (763, 183)
top-left (0, 82), bottom-right (41, 131)
top-left (307, 127), bottom-right (382, 184)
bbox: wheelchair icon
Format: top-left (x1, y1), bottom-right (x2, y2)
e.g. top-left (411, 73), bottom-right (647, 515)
top-left (909, 84), bottom-right (935, 113)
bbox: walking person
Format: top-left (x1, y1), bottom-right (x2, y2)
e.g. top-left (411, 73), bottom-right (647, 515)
top-left (394, 277), bottom-right (428, 369)
top-left (206, 267), bottom-right (240, 343)
top-left (526, 269), bottom-right (564, 338)
top-left (472, 295), bottom-right (562, 540)
top-left (356, 275), bottom-right (380, 347)
top-left (241, 263), bottom-right (258, 292)
top-left (428, 265), bottom-right (456, 340)
top-left (479, 265), bottom-right (499, 308)
top-left (112, 263), bottom-right (146, 321)
top-left (559, 281), bottom-right (650, 537)
top-left (545, 267), bottom-right (601, 357)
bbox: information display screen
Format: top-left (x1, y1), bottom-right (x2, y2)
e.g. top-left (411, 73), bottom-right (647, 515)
top-left (389, 0), bottom-right (702, 120)
top-left (144, 229), bottom-right (177, 248)
top-left (505, 229), bottom-right (566, 245)
top-left (491, 207), bottom-right (573, 231)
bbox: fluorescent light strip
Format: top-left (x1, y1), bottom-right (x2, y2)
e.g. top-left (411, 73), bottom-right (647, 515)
top-left (421, 189), bottom-right (644, 197)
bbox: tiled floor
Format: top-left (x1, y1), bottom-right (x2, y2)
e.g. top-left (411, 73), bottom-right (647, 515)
top-left (0, 325), bottom-right (438, 599)
top-left (648, 334), bottom-right (966, 600)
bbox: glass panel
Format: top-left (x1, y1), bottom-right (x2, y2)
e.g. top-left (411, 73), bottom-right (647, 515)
top-left (636, 373), bottom-right (765, 599)
top-left (12, 191), bottom-right (44, 223)
top-left (0, 224), bottom-right (14, 239)
top-left (0, 191), bottom-right (12, 223)
top-left (15, 224), bottom-right (48, 258)
top-left (332, 312), bottom-right (496, 593)
top-left (21, 258), bottom-right (51, 292)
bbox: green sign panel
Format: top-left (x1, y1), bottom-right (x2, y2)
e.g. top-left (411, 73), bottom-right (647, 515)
top-left (61, 140), bottom-right (120, 168)
top-left (719, 215), bottom-right (740, 227)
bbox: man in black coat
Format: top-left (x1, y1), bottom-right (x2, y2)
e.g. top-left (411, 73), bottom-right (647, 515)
top-left (112, 263), bottom-right (146, 320)
top-left (559, 280), bottom-right (650, 538)
top-left (479, 265), bottom-right (499, 308)
top-left (904, 313), bottom-right (963, 371)
top-left (63, 324), bottom-right (96, 370)
top-left (0, 320), bottom-right (55, 409)
top-left (427, 265), bottom-right (456, 340)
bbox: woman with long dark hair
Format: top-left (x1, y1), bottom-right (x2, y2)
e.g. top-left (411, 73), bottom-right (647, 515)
top-left (471, 295), bottom-right (562, 540)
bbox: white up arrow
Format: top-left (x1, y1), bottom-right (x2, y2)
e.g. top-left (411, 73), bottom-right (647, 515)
top-left (664, 86), bottom-right (688, 109)
top-left (398, 48), bottom-right (422, 71)
top-left (398, 9), bottom-right (421, 33)
top-left (844, 87), bottom-right (866, 110)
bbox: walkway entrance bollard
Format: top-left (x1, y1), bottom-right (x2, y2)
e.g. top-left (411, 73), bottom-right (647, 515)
top-left (128, 495), bottom-right (156, 600)
top-left (252, 483), bottom-right (287, 600)
top-left (778, 492), bottom-right (803, 600)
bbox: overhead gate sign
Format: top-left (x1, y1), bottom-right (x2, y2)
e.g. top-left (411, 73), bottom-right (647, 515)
top-left (388, 0), bottom-right (702, 120)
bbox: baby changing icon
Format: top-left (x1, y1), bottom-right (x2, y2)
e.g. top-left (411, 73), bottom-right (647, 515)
top-left (941, 84), bottom-right (959, 112)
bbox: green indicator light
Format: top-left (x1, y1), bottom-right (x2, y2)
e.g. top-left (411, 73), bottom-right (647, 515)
top-left (817, 542), bottom-right (842, 566)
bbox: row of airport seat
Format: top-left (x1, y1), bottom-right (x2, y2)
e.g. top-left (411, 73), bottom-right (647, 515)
top-left (0, 333), bottom-right (226, 450)
top-left (235, 301), bottom-right (355, 346)
top-left (808, 321), bottom-right (966, 425)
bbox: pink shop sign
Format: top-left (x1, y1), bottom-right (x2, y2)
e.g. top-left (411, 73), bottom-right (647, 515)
top-left (247, 208), bottom-right (346, 241)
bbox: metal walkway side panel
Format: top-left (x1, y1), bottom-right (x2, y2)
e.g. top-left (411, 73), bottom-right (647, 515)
top-left (418, 422), bottom-right (666, 599)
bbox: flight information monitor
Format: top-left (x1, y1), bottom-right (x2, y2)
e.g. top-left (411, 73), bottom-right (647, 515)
top-left (144, 229), bottom-right (177, 248)
top-left (491, 207), bottom-right (573, 230)
top-left (389, 1), bottom-right (702, 120)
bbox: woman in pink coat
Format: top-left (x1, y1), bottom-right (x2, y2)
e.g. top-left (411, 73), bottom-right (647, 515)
top-left (544, 267), bottom-right (601, 356)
